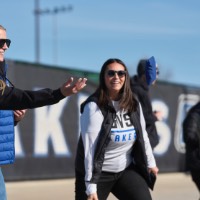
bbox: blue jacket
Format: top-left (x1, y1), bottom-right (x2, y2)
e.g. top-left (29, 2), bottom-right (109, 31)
top-left (0, 110), bottom-right (15, 165)
top-left (0, 61), bottom-right (15, 165)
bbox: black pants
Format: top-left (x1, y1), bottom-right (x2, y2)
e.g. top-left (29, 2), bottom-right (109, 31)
top-left (75, 164), bottom-right (152, 200)
top-left (191, 170), bottom-right (200, 192)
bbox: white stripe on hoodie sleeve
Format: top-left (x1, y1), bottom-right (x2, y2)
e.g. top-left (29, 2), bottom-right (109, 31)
top-left (80, 102), bottom-right (104, 195)
top-left (139, 103), bottom-right (156, 168)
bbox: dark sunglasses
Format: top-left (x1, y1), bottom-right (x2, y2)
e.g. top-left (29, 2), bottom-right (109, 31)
top-left (156, 68), bottom-right (160, 75)
top-left (107, 70), bottom-right (126, 77)
top-left (0, 39), bottom-right (11, 48)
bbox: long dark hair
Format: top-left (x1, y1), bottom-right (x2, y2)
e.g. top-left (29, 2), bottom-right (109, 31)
top-left (95, 58), bottom-right (137, 112)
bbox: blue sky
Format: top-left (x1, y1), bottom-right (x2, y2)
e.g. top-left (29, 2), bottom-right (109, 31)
top-left (1, 0), bottom-right (200, 86)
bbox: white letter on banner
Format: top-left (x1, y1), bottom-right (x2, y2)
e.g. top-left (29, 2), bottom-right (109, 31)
top-left (33, 98), bottom-right (70, 157)
top-left (152, 100), bottom-right (171, 156)
top-left (15, 126), bottom-right (25, 157)
top-left (174, 94), bottom-right (200, 153)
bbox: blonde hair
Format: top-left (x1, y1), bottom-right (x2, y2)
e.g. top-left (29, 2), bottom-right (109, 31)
top-left (0, 25), bottom-right (6, 31)
top-left (0, 80), bottom-right (6, 95)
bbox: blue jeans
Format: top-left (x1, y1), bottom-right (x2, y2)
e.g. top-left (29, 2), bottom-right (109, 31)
top-left (0, 168), bottom-right (7, 200)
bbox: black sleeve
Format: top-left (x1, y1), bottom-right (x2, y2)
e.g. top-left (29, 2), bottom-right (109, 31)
top-left (183, 112), bottom-right (199, 147)
top-left (0, 83), bottom-right (65, 110)
top-left (134, 88), bottom-right (156, 125)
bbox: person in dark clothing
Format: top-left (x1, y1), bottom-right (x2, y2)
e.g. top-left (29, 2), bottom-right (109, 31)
top-left (130, 59), bottom-right (160, 149)
top-left (183, 102), bottom-right (200, 200)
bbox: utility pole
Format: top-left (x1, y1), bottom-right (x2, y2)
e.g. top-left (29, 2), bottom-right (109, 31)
top-left (34, 0), bottom-right (40, 63)
top-left (34, 0), bottom-right (73, 64)
top-left (50, 6), bottom-right (73, 65)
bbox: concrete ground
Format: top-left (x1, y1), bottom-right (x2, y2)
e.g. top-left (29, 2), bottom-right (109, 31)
top-left (6, 173), bottom-right (199, 200)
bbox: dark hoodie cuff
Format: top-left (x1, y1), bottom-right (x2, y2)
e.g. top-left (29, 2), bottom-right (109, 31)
top-left (52, 88), bottom-right (65, 101)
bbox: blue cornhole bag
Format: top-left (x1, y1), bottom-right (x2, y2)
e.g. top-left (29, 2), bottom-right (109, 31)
top-left (146, 56), bottom-right (156, 86)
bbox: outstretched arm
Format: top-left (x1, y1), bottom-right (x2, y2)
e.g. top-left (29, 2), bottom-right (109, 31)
top-left (0, 77), bottom-right (87, 110)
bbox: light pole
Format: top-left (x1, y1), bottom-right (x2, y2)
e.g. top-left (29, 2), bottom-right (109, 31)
top-left (34, 0), bottom-right (40, 63)
top-left (50, 6), bottom-right (73, 65)
top-left (34, 0), bottom-right (73, 64)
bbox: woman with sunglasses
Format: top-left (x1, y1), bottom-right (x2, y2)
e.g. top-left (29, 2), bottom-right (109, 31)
top-left (0, 24), bottom-right (87, 200)
top-left (0, 25), bottom-right (27, 121)
top-left (75, 58), bottom-right (158, 200)
top-left (0, 24), bottom-right (27, 200)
